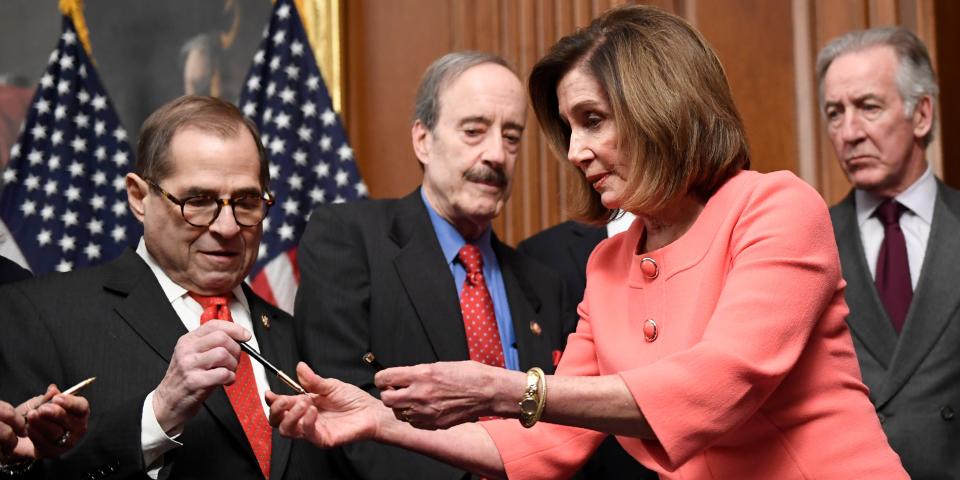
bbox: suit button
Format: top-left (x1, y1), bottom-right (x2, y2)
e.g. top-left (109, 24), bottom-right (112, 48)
top-left (639, 257), bottom-right (659, 279)
top-left (877, 412), bottom-right (886, 424)
top-left (643, 319), bottom-right (658, 342)
top-left (942, 406), bottom-right (955, 421)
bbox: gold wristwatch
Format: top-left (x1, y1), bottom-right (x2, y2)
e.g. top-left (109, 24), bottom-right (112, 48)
top-left (519, 367), bottom-right (546, 428)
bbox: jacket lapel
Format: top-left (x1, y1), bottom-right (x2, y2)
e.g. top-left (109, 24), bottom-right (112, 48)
top-left (832, 193), bottom-right (898, 370)
top-left (106, 250), bottom-right (257, 464)
top-left (876, 182), bottom-right (960, 406)
top-left (245, 286), bottom-right (295, 480)
top-left (496, 241), bottom-right (554, 371)
top-left (390, 191), bottom-right (469, 361)
top-left (106, 250), bottom-right (188, 367)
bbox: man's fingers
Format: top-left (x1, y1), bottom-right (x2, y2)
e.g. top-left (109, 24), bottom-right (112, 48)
top-left (0, 402), bottom-right (25, 436)
top-left (0, 423), bottom-right (19, 456)
top-left (179, 330), bottom-right (243, 360)
top-left (51, 394), bottom-right (89, 419)
top-left (195, 320), bottom-right (252, 343)
top-left (24, 407), bottom-right (65, 446)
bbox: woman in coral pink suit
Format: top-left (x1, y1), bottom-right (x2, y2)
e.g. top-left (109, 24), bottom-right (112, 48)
top-left (267, 5), bottom-right (908, 479)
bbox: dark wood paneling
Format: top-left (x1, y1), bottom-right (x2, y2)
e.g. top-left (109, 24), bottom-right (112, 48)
top-left (696, 0), bottom-right (799, 177)
top-left (345, 0), bottom-right (451, 200)
top-left (813, 0), bottom-right (868, 205)
top-left (934, 0), bottom-right (960, 188)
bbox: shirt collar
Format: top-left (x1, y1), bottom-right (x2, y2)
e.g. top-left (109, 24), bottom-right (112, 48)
top-left (420, 188), bottom-right (493, 265)
top-left (856, 166), bottom-right (937, 227)
top-left (135, 238), bottom-right (249, 309)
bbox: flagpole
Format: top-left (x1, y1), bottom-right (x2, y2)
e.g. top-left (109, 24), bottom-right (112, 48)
top-left (294, 0), bottom-right (344, 115)
top-left (58, 0), bottom-right (92, 57)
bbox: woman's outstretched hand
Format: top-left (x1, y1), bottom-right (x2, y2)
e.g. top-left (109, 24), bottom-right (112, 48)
top-left (375, 360), bottom-right (524, 430)
top-left (266, 362), bottom-right (388, 448)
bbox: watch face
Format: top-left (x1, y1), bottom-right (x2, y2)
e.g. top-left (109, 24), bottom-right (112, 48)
top-left (520, 398), bottom-right (538, 415)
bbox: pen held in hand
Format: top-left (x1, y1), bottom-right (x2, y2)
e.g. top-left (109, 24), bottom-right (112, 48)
top-left (34, 377), bottom-right (95, 412)
top-left (61, 377), bottom-right (96, 396)
top-left (238, 341), bottom-right (308, 395)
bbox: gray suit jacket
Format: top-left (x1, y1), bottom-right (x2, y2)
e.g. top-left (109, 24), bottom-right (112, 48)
top-left (830, 181), bottom-right (960, 479)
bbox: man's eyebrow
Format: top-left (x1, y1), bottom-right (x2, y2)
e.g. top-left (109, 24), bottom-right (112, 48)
top-left (503, 121), bottom-right (525, 133)
top-left (181, 186), bottom-right (263, 197)
top-left (825, 93), bottom-right (883, 107)
top-left (458, 116), bottom-right (492, 127)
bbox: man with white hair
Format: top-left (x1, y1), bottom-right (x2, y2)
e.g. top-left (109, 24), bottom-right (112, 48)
top-left (819, 26), bottom-right (959, 477)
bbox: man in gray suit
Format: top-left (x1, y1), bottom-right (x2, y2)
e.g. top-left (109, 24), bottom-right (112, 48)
top-left (818, 27), bottom-right (959, 477)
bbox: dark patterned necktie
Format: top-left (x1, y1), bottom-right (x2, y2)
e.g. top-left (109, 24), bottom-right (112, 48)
top-left (874, 200), bottom-right (913, 334)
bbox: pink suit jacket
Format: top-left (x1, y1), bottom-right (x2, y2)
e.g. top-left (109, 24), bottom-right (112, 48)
top-left (484, 170), bottom-right (907, 479)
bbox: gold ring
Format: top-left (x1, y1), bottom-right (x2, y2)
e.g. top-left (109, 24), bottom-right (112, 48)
top-left (399, 409), bottom-right (412, 423)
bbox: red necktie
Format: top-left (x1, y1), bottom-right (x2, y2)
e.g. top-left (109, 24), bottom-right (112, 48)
top-left (874, 200), bottom-right (913, 333)
top-left (190, 293), bottom-right (272, 479)
top-left (458, 244), bottom-right (506, 368)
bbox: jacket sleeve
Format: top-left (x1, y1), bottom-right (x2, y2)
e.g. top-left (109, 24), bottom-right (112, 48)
top-left (481, 293), bottom-right (608, 480)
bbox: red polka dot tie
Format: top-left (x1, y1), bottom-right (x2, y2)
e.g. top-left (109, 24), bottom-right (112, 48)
top-left (190, 293), bottom-right (272, 479)
top-left (457, 244), bottom-right (505, 369)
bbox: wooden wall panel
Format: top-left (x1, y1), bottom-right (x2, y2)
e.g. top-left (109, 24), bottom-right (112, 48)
top-left (694, 0), bottom-right (799, 177)
top-left (344, 0), bottom-right (451, 200)
top-left (934, 0), bottom-right (959, 186)
top-left (343, 0), bottom-right (948, 245)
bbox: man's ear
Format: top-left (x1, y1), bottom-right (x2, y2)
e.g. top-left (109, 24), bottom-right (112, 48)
top-left (912, 95), bottom-right (934, 139)
top-left (126, 173), bottom-right (148, 222)
top-left (411, 120), bottom-right (431, 168)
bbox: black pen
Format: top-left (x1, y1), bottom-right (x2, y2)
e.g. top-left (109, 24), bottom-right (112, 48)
top-left (239, 341), bottom-right (308, 395)
top-left (362, 352), bottom-right (385, 372)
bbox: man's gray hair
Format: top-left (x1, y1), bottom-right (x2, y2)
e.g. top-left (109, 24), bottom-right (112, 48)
top-left (816, 26), bottom-right (938, 147)
top-left (412, 51), bottom-right (513, 131)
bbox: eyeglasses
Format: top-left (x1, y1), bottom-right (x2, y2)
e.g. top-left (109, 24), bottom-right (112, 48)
top-left (145, 178), bottom-right (274, 228)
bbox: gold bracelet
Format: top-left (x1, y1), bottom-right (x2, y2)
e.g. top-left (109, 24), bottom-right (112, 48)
top-left (518, 367), bottom-right (546, 428)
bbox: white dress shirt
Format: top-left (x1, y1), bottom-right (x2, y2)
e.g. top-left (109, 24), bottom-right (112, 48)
top-left (136, 239), bottom-right (271, 478)
top-left (606, 211), bottom-right (636, 237)
top-left (855, 167), bottom-right (936, 290)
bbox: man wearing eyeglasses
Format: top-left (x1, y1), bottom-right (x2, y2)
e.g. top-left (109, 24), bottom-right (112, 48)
top-left (0, 95), bottom-right (333, 479)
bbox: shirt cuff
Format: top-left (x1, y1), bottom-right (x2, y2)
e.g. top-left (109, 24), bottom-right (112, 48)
top-left (141, 390), bottom-right (183, 479)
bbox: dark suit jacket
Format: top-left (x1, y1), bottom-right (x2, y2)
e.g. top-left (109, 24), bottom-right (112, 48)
top-left (0, 249), bottom-right (333, 480)
top-left (518, 220), bottom-right (657, 480)
top-left (517, 220), bottom-right (606, 324)
top-left (0, 254), bottom-right (31, 284)
top-left (831, 181), bottom-right (960, 479)
top-left (295, 189), bottom-right (577, 480)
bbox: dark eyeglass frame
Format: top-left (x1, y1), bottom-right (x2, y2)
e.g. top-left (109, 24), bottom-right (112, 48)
top-left (144, 178), bottom-right (275, 228)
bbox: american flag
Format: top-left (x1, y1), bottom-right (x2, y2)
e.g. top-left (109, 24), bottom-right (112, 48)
top-left (239, 0), bottom-right (366, 313)
top-left (0, 16), bottom-right (140, 274)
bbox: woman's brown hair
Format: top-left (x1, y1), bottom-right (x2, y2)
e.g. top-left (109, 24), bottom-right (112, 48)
top-left (529, 5), bottom-right (750, 223)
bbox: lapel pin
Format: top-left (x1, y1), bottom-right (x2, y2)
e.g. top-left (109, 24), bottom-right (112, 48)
top-left (529, 321), bottom-right (542, 336)
top-left (261, 314), bottom-right (270, 329)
